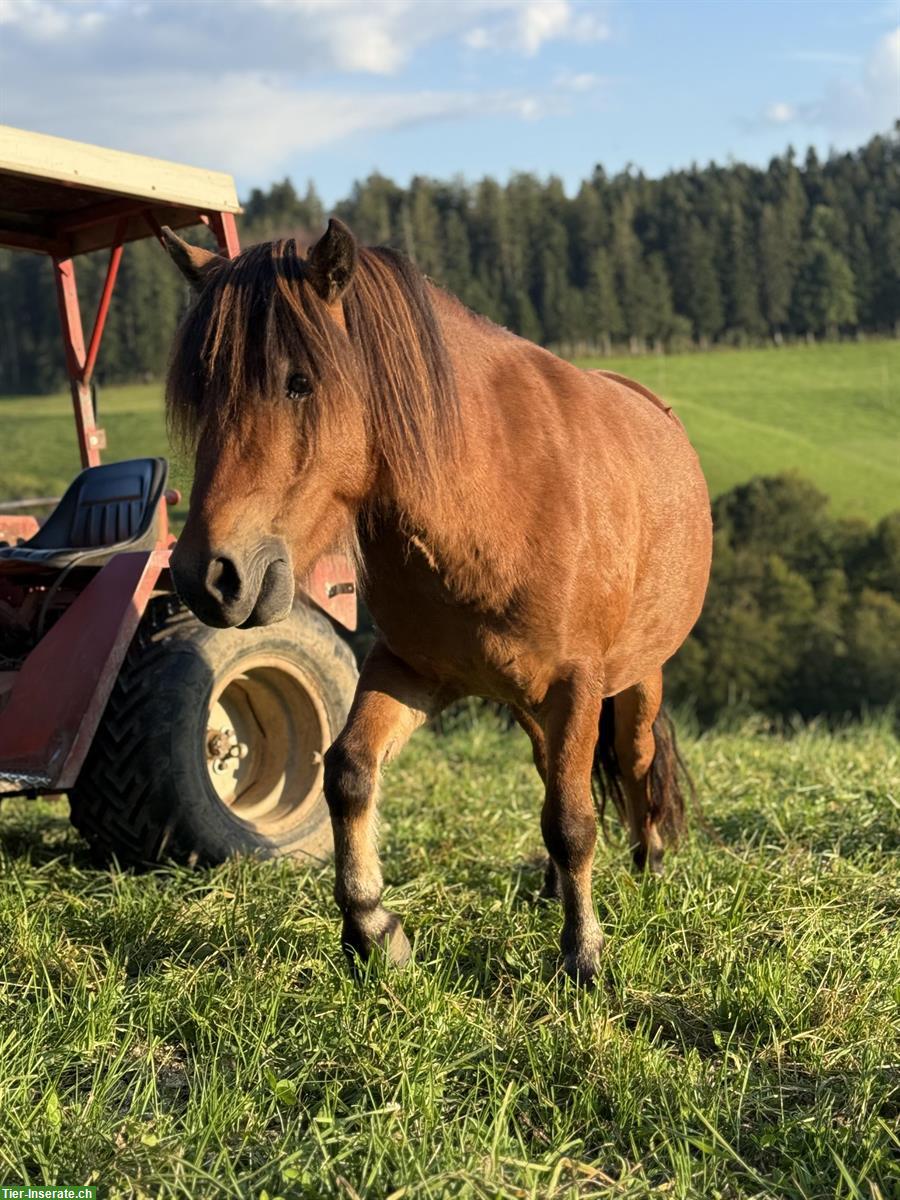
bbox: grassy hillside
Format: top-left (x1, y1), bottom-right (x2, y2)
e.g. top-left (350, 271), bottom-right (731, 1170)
top-left (579, 341), bottom-right (900, 523)
top-left (1, 340), bottom-right (898, 523)
top-left (0, 716), bottom-right (897, 1197)
top-left (0, 381), bottom-right (193, 522)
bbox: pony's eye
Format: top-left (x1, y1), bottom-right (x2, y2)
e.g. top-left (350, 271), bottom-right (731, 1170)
top-left (286, 371), bottom-right (311, 400)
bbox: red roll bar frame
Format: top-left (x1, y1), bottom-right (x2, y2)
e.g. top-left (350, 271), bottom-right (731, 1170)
top-left (52, 209), bottom-right (240, 468)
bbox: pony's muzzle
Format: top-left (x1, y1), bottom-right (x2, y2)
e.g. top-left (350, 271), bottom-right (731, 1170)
top-left (171, 536), bottom-right (294, 629)
top-left (239, 555), bottom-right (295, 628)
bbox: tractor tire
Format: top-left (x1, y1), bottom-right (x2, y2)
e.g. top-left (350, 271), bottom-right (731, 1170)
top-left (69, 595), bottom-right (358, 867)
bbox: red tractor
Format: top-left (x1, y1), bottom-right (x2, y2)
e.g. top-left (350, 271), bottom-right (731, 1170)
top-left (0, 126), bottom-right (358, 865)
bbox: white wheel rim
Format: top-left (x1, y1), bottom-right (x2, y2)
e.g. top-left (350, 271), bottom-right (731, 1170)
top-left (205, 656), bottom-right (329, 836)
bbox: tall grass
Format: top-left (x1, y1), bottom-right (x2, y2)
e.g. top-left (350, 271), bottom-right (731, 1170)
top-left (0, 716), bottom-right (897, 1197)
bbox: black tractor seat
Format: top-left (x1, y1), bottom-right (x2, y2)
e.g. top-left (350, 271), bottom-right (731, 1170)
top-left (0, 457), bottom-right (169, 570)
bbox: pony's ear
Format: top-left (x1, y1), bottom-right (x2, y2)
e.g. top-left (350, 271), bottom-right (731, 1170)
top-left (160, 226), bottom-right (225, 291)
top-left (306, 217), bottom-right (358, 303)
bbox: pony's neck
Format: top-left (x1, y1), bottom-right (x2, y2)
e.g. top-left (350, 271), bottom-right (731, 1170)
top-left (370, 285), bottom-right (528, 607)
top-left (381, 283), bottom-right (489, 514)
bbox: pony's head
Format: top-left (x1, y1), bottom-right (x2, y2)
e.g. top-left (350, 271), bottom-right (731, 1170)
top-left (163, 219), bottom-right (457, 628)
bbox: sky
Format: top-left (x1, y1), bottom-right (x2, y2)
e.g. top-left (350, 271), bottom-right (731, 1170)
top-left (0, 0), bottom-right (897, 205)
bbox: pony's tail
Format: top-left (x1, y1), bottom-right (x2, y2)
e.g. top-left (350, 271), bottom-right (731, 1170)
top-left (591, 698), bottom-right (691, 848)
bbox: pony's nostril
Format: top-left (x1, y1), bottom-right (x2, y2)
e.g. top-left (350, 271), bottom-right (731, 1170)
top-left (206, 555), bottom-right (242, 605)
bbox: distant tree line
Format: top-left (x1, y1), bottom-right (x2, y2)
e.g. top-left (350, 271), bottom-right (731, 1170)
top-left (666, 474), bottom-right (900, 725)
top-left (1, 127), bottom-right (898, 393)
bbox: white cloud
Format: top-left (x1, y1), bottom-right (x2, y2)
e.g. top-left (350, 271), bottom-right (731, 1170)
top-left (0, 0), bottom-right (611, 182)
top-left (0, 67), bottom-right (573, 178)
top-left (866, 25), bottom-right (900, 104)
top-left (161, 79), bottom-right (566, 171)
top-left (764, 101), bottom-right (797, 124)
top-left (465, 0), bottom-right (610, 56)
top-left (755, 26), bottom-right (899, 137)
top-left (555, 70), bottom-right (604, 93)
top-left (0, 0), bottom-right (106, 36)
top-left (807, 25), bottom-right (899, 135)
top-left (0, 0), bottom-right (612, 72)
top-left (252, 0), bottom-right (423, 75)
top-left (464, 27), bottom-right (491, 51)
top-left (862, 2), bottom-right (900, 26)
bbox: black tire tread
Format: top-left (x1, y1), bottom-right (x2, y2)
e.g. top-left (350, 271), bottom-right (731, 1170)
top-left (69, 595), bottom-right (357, 866)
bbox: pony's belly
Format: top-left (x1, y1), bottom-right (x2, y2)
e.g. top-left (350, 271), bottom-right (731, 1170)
top-left (601, 630), bottom-right (690, 697)
top-left (361, 421), bottom-right (712, 706)
top-left (601, 518), bottom-right (712, 693)
top-left (366, 588), bottom-right (547, 705)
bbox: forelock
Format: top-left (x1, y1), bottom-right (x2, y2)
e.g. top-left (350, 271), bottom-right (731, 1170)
top-left (165, 238), bottom-right (354, 447)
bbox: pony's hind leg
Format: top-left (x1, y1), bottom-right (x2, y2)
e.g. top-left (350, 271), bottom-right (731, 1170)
top-left (610, 670), bottom-right (686, 875)
top-left (539, 674), bottom-right (604, 983)
top-left (513, 708), bottom-right (558, 899)
top-left (323, 640), bottom-right (445, 969)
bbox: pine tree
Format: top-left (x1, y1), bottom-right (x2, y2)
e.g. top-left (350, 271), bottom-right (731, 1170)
top-left (406, 179), bottom-right (443, 278)
top-left (848, 226), bottom-right (874, 329)
top-left (339, 173), bottom-right (399, 244)
top-left (568, 183), bottom-right (605, 285)
top-left (469, 178), bottom-right (510, 326)
top-left (879, 208), bottom-right (900, 334)
top-left (759, 204), bottom-right (792, 338)
top-left (723, 201), bottom-right (763, 338)
top-left (584, 247), bottom-right (623, 351)
top-left (759, 151), bottom-right (807, 340)
top-left (681, 217), bottom-right (724, 344)
top-left (793, 206), bottom-right (858, 337)
top-left (300, 183), bottom-right (325, 233)
top-left (535, 217), bottom-right (574, 346)
top-left (792, 243), bottom-right (858, 337)
top-left (610, 196), bottom-right (647, 350)
top-left (641, 253), bottom-right (675, 346)
top-left (439, 206), bottom-right (473, 301)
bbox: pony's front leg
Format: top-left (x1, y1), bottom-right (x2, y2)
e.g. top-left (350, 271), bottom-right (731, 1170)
top-left (539, 674), bottom-right (604, 984)
top-left (323, 640), bottom-right (444, 970)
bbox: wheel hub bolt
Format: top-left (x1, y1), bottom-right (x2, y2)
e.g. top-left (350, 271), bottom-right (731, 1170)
top-left (207, 726), bottom-right (249, 772)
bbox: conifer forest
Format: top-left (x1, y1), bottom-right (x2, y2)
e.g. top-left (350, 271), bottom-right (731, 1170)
top-left (1, 128), bottom-right (897, 394)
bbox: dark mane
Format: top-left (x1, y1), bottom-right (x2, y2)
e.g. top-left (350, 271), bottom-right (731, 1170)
top-left (166, 237), bottom-right (460, 499)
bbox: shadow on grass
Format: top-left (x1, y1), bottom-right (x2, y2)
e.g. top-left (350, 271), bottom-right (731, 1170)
top-left (0, 812), bottom-right (96, 870)
top-left (702, 806), bottom-right (900, 859)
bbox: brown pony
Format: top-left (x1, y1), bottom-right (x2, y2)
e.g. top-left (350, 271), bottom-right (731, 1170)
top-left (162, 219), bottom-right (712, 984)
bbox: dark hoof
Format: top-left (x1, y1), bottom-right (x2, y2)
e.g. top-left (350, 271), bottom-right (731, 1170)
top-left (632, 845), bottom-right (665, 877)
top-left (342, 907), bottom-right (411, 970)
top-left (561, 949), bottom-right (602, 987)
top-left (560, 927), bottom-right (604, 987)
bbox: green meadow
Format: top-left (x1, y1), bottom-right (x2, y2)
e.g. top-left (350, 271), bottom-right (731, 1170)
top-left (0, 715), bottom-right (897, 1198)
top-left (1, 340), bottom-right (898, 523)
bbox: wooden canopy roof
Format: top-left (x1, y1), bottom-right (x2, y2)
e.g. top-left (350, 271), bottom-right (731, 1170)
top-left (0, 125), bottom-right (242, 257)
